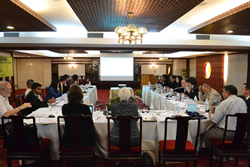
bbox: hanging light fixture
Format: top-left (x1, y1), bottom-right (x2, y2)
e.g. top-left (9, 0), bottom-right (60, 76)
top-left (64, 51), bottom-right (73, 60)
top-left (159, 52), bottom-right (168, 61)
top-left (114, 12), bottom-right (147, 45)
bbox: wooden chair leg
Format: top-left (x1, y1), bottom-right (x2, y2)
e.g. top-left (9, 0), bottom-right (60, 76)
top-left (59, 160), bottom-right (63, 167)
top-left (92, 156), bottom-right (95, 167)
top-left (235, 158), bottom-right (238, 167)
top-left (185, 161), bottom-right (188, 167)
top-left (209, 153), bottom-right (213, 166)
top-left (158, 150), bottom-right (161, 167)
top-left (219, 156), bottom-right (223, 167)
top-left (7, 158), bottom-right (11, 167)
top-left (193, 160), bottom-right (197, 167)
top-left (22, 160), bottom-right (25, 166)
top-left (248, 158), bottom-right (250, 167)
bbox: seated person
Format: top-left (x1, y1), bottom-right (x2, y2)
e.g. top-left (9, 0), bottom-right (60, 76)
top-left (59, 76), bottom-right (69, 94)
top-left (171, 75), bottom-right (177, 89)
top-left (160, 74), bottom-right (172, 90)
top-left (181, 78), bottom-right (189, 95)
top-left (174, 76), bottom-right (184, 93)
top-left (0, 81), bottom-right (31, 134)
top-left (21, 83), bottom-right (56, 116)
top-left (24, 79), bottom-right (34, 98)
top-left (70, 74), bottom-right (79, 86)
top-left (111, 87), bottom-right (140, 147)
top-left (202, 85), bottom-right (247, 156)
top-left (44, 79), bottom-right (62, 102)
top-left (241, 83), bottom-right (250, 113)
top-left (198, 84), bottom-right (222, 105)
top-left (185, 77), bottom-right (199, 100)
top-left (61, 85), bottom-right (94, 148)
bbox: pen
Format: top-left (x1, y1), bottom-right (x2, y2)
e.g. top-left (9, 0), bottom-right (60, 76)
top-left (96, 116), bottom-right (101, 120)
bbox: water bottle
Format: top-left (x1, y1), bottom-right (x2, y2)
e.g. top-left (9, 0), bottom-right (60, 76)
top-left (89, 81), bottom-right (91, 86)
top-left (148, 81), bottom-right (151, 85)
top-left (194, 96), bottom-right (198, 103)
top-left (174, 103), bottom-right (179, 115)
top-left (177, 93), bottom-right (180, 101)
top-left (205, 99), bottom-right (210, 112)
top-left (181, 94), bottom-right (184, 102)
top-left (150, 103), bottom-right (154, 110)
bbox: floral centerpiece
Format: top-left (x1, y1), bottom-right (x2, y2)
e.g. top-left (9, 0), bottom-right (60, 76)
top-left (107, 95), bottom-right (135, 110)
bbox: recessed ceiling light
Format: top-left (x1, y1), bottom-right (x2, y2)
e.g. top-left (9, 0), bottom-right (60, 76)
top-left (227, 30), bottom-right (233, 33)
top-left (7, 26), bottom-right (14, 29)
top-left (199, 2), bottom-right (210, 6)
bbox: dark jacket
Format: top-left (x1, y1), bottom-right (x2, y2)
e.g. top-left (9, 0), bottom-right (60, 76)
top-left (21, 91), bottom-right (48, 116)
top-left (62, 103), bottom-right (94, 148)
top-left (188, 84), bottom-right (199, 100)
top-left (59, 82), bottom-right (69, 94)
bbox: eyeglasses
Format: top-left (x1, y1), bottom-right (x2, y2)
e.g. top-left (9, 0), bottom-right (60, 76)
top-left (4, 88), bottom-right (12, 91)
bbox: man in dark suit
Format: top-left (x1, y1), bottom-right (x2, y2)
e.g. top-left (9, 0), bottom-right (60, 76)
top-left (59, 76), bottom-right (69, 94)
top-left (21, 83), bottom-right (56, 116)
top-left (186, 77), bottom-right (199, 100)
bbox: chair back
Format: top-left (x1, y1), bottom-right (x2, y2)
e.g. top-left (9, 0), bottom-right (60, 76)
top-left (163, 116), bottom-right (200, 154)
top-left (107, 116), bottom-right (142, 155)
top-left (222, 113), bottom-right (250, 149)
top-left (15, 94), bottom-right (24, 107)
top-left (57, 114), bottom-right (94, 151)
top-left (1, 116), bottom-right (39, 152)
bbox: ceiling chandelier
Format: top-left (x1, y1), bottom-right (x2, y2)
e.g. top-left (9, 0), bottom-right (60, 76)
top-left (64, 52), bottom-right (73, 61)
top-left (114, 12), bottom-right (147, 45)
top-left (159, 53), bottom-right (168, 61)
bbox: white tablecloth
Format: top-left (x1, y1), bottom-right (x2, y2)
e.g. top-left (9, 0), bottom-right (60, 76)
top-left (109, 87), bottom-right (134, 99)
top-left (142, 85), bottom-right (176, 110)
top-left (25, 85), bottom-right (212, 161)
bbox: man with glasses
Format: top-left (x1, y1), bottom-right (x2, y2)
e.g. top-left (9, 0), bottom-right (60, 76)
top-left (0, 81), bottom-right (31, 134)
top-left (198, 83), bottom-right (222, 105)
top-left (22, 82), bottom-right (56, 116)
top-left (202, 85), bottom-right (247, 161)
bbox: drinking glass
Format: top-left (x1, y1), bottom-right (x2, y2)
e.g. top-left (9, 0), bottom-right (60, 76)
top-left (48, 103), bottom-right (52, 112)
top-left (95, 108), bottom-right (101, 115)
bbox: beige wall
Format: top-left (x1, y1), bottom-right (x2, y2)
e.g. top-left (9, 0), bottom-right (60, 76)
top-left (225, 53), bottom-right (248, 93)
top-left (141, 65), bottom-right (166, 76)
top-left (173, 59), bottom-right (186, 76)
top-left (58, 64), bottom-right (85, 77)
top-left (189, 59), bottom-right (196, 77)
top-left (15, 59), bottom-right (52, 89)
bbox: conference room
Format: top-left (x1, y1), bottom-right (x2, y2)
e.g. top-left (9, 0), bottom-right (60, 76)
top-left (0, 0), bottom-right (250, 166)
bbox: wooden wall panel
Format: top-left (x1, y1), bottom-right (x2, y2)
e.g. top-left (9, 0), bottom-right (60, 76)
top-left (196, 55), bottom-right (224, 93)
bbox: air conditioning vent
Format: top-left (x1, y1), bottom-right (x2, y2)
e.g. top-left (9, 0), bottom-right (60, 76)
top-left (196, 35), bottom-right (210, 40)
top-left (88, 33), bottom-right (103, 38)
top-left (4, 33), bottom-right (19, 37)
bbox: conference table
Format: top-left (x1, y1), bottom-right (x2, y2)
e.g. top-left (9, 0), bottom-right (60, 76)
top-left (25, 85), bottom-right (213, 161)
top-left (109, 87), bottom-right (134, 99)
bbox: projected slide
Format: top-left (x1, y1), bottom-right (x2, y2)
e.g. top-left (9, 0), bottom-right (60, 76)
top-left (100, 57), bottom-right (134, 81)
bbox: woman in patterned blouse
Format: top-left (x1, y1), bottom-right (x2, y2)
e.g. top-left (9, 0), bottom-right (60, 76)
top-left (110, 87), bottom-right (140, 147)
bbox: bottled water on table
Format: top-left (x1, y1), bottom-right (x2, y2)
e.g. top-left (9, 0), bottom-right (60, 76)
top-left (174, 103), bottom-right (179, 115)
top-left (181, 94), bottom-right (185, 102)
top-left (177, 93), bottom-right (180, 101)
top-left (194, 96), bottom-right (198, 103)
top-left (150, 103), bottom-right (154, 110)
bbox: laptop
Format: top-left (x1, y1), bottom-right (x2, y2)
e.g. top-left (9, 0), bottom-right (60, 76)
top-left (88, 105), bottom-right (93, 116)
top-left (187, 103), bottom-right (198, 112)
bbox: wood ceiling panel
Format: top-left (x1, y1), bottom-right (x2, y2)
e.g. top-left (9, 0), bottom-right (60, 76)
top-left (67, 0), bottom-right (203, 32)
top-left (189, 2), bottom-right (250, 35)
top-left (0, 0), bottom-right (56, 32)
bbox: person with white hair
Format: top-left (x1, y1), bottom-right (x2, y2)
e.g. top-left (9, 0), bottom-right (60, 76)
top-left (198, 83), bottom-right (222, 105)
top-left (0, 81), bottom-right (31, 134)
top-left (110, 87), bottom-right (140, 147)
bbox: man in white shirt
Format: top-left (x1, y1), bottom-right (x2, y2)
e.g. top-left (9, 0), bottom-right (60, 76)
top-left (0, 81), bottom-right (31, 134)
top-left (24, 79), bottom-right (34, 98)
top-left (202, 85), bottom-right (247, 157)
top-left (198, 83), bottom-right (222, 105)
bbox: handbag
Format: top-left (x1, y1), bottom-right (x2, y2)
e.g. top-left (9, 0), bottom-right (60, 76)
top-left (5, 123), bottom-right (38, 148)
